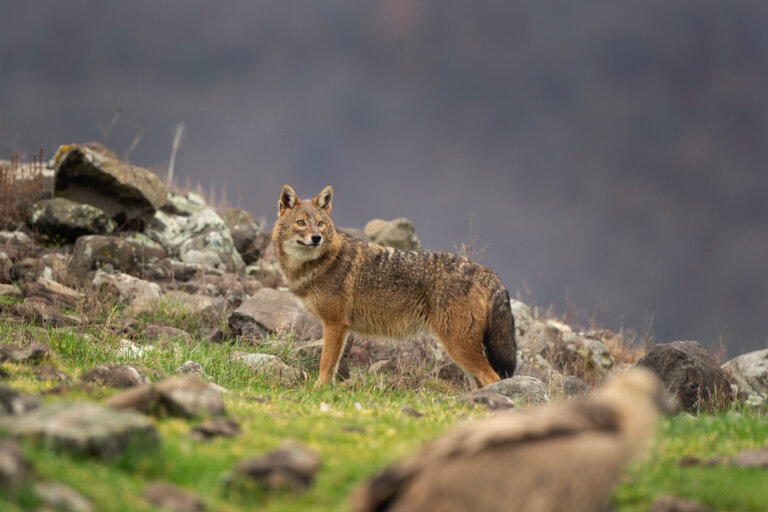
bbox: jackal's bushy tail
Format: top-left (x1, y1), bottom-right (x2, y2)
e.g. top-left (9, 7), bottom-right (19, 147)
top-left (483, 287), bottom-right (517, 379)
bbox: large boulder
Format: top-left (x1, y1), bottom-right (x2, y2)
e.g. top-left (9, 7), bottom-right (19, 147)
top-left (0, 402), bottom-right (159, 460)
top-left (26, 197), bottom-right (115, 243)
top-left (228, 288), bottom-right (321, 340)
top-left (145, 196), bottom-right (244, 273)
top-left (219, 208), bottom-right (269, 264)
top-left (722, 349), bottom-right (768, 406)
top-left (53, 143), bottom-right (167, 229)
top-left (635, 341), bottom-right (733, 410)
top-left (364, 218), bottom-right (422, 250)
top-left (69, 234), bottom-right (166, 278)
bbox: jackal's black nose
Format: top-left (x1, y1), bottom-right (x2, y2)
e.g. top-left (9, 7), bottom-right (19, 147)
top-left (311, 234), bottom-right (322, 245)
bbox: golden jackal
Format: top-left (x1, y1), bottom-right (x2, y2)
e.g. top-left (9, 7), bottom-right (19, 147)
top-left (272, 185), bottom-right (517, 388)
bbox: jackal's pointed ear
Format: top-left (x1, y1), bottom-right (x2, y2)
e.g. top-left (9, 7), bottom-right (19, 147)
top-left (278, 185), bottom-right (300, 216)
top-left (312, 186), bottom-right (333, 214)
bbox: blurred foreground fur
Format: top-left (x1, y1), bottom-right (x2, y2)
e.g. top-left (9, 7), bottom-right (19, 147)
top-left (353, 368), bottom-right (666, 512)
top-left (272, 185), bottom-right (517, 388)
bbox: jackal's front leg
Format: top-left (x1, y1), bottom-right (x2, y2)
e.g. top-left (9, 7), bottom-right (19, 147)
top-left (315, 321), bottom-right (349, 388)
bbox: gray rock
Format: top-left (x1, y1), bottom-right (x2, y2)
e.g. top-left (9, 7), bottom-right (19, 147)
top-left (233, 440), bottom-right (321, 492)
top-left (79, 364), bottom-right (150, 389)
top-left (34, 481), bottom-right (94, 512)
top-left (127, 291), bottom-right (226, 318)
top-left (0, 402), bottom-right (159, 460)
top-left (219, 208), bottom-right (268, 264)
top-left (10, 256), bottom-right (44, 282)
top-left (0, 440), bottom-right (32, 491)
top-left (156, 377), bottom-right (225, 418)
top-left (364, 218), bottom-right (421, 250)
top-left (190, 418), bottom-right (241, 441)
top-left (92, 270), bottom-right (161, 303)
top-left (70, 234), bottom-right (166, 278)
top-left (5, 300), bottom-right (83, 327)
top-left (21, 277), bottom-right (84, 308)
top-left (107, 376), bottom-right (225, 418)
top-left (232, 352), bottom-right (304, 385)
top-left (54, 143), bottom-right (167, 228)
top-left (484, 375), bottom-right (550, 405)
top-left (635, 341), bottom-right (733, 410)
top-left (31, 365), bottom-right (72, 384)
top-left (0, 342), bottom-right (51, 364)
top-left (0, 252), bottom-right (12, 283)
top-left (722, 348), bottom-right (768, 406)
top-left (145, 258), bottom-right (203, 282)
top-left (457, 389), bottom-right (515, 410)
top-left (144, 482), bottom-right (205, 512)
top-left (648, 495), bottom-right (713, 512)
top-left (0, 282), bottom-right (21, 299)
top-left (26, 197), bottom-right (115, 243)
top-left (0, 386), bottom-right (40, 415)
top-left (228, 288), bottom-right (322, 340)
top-left (145, 200), bottom-right (244, 274)
top-left (175, 361), bottom-right (205, 376)
top-left (400, 406), bottom-right (424, 418)
top-left (509, 299), bottom-right (533, 337)
top-left (142, 324), bottom-right (193, 345)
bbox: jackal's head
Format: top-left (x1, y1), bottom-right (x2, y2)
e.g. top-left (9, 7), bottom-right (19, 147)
top-left (272, 185), bottom-right (336, 262)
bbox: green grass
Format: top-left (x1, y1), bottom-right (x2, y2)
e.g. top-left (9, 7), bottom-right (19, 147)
top-left (1, 301), bottom-right (767, 511)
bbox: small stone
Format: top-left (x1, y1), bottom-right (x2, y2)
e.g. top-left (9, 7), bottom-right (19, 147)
top-left (233, 440), bottom-right (321, 492)
top-left (232, 352), bottom-right (304, 385)
top-left (400, 406), bottom-right (424, 417)
top-left (0, 386), bottom-right (40, 415)
top-left (648, 494), bottom-right (713, 512)
top-left (144, 482), bottom-right (205, 512)
top-left (34, 481), bottom-right (94, 512)
top-left (156, 377), bottom-right (225, 418)
top-left (190, 418), bottom-right (241, 441)
top-left (484, 376), bottom-right (550, 405)
top-left (79, 364), bottom-right (150, 388)
top-left (0, 342), bottom-right (51, 365)
top-left (31, 366), bottom-right (72, 384)
top-left (457, 389), bottom-right (515, 411)
top-left (175, 361), bottom-right (205, 376)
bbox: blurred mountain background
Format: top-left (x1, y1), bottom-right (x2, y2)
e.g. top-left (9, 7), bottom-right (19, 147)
top-left (1, 0), bottom-right (766, 356)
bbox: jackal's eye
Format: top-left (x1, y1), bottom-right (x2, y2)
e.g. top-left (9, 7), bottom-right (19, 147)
top-left (297, 220), bottom-right (306, 226)
top-left (317, 220), bottom-right (324, 227)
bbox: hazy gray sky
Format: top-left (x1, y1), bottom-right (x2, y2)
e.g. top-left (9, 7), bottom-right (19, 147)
top-left (2, 1), bottom-right (767, 355)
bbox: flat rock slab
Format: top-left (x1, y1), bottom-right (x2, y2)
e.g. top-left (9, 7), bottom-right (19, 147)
top-left (484, 375), bottom-right (551, 405)
top-left (0, 402), bottom-right (159, 460)
top-left (79, 364), bottom-right (150, 389)
top-left (107, 377), bottom-right (225, 418)
top-left (92, 271), bottom-right (161, 304)
top-left (144, 482), bottom-right (206, 512)
top-left (233, 440), bottom-right (321, 492)
top-left (635, 341), bottom-right (733, 410)
top-left (228, 288), bottom-right (321, 341)
top-left (22, 277), bottom-right (84, 309)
